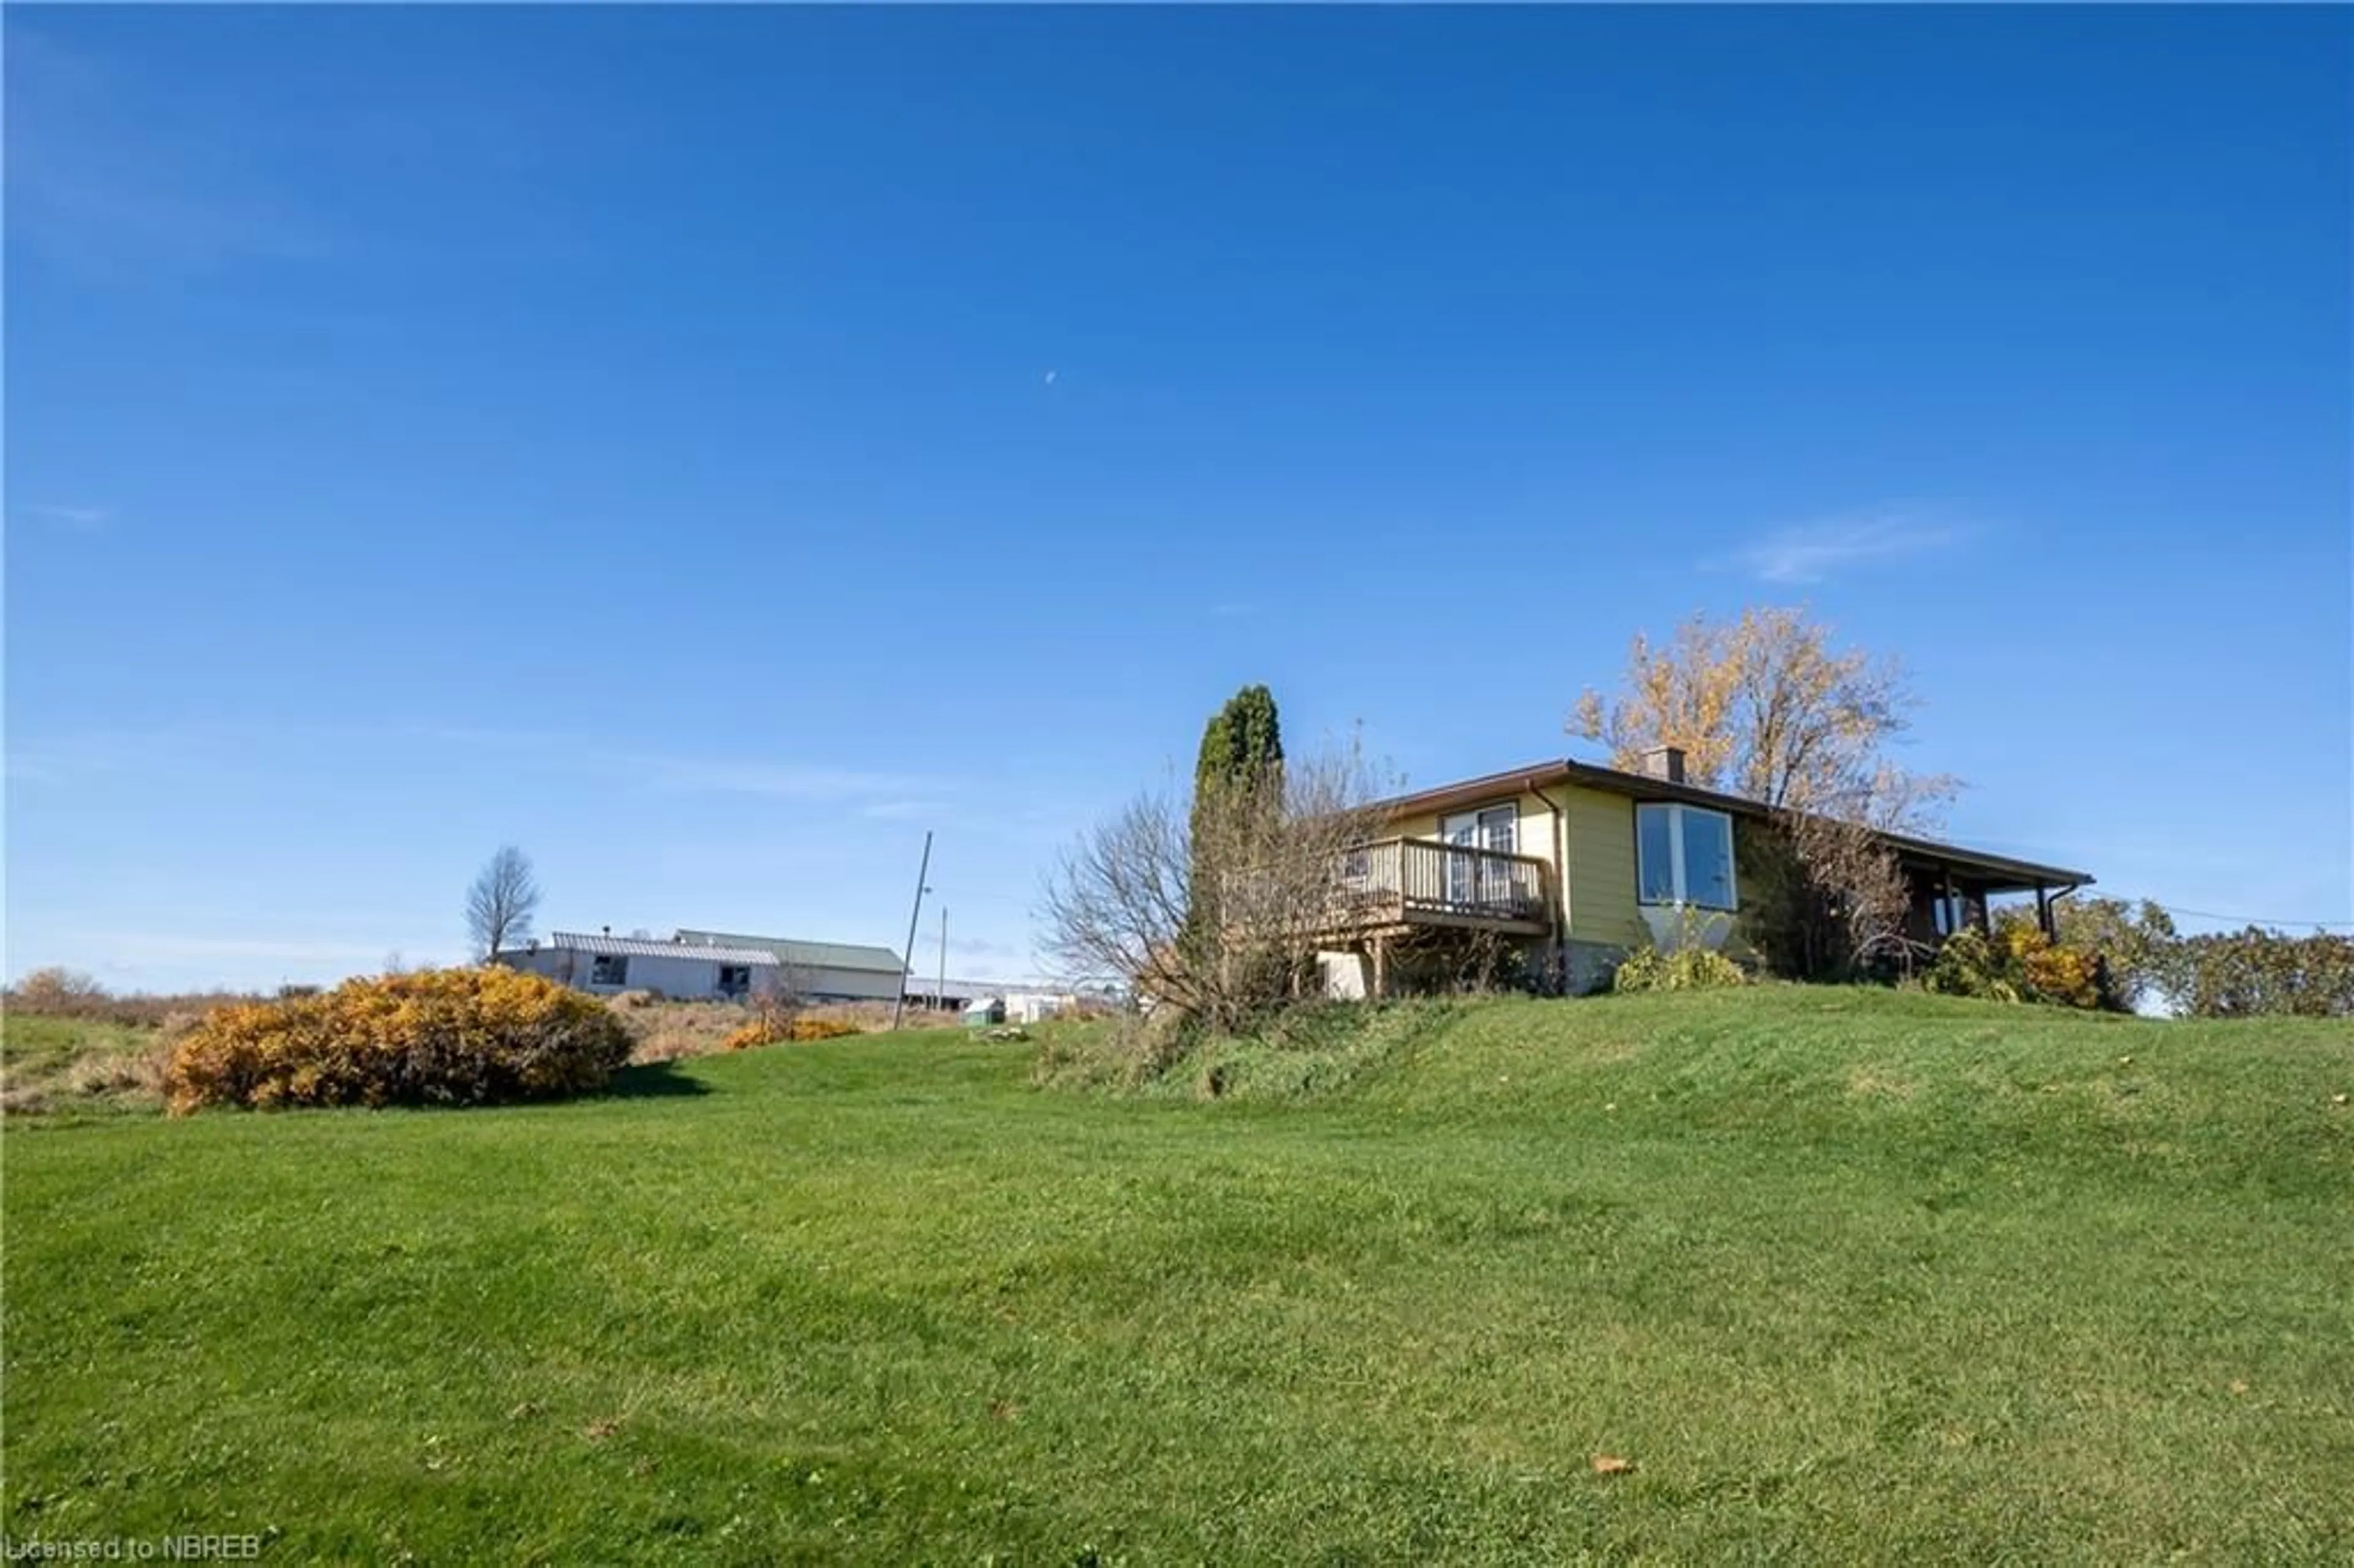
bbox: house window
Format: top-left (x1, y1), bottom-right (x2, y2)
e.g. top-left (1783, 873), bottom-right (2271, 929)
top-left (716, 964), bottom-right (752, 997)
top-left (1932, 894), bottom-right (1967, 937)
top-left (1440, 804), bottom-right (1518, 856)
top-left (1442, 804), bottom-right (1520, 905)
top-left (1339, 846), bottom-right (1371, 882)
top-left (590, 954), bottom-right (629, 986)
top-left (1634, 803), bottom-right (1737, 910)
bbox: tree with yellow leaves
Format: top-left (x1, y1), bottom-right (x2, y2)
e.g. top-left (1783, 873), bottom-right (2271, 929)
top-left (1572, 607), bottom-right (1957, 976)
top-left (1571, 606), bottom-right (1952, 822)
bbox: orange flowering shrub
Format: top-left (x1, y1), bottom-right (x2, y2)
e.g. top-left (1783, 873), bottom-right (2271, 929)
top-left (720, 1015), bottom-right (863, 1051)
top-left (166, 967), bottom-right (633, 1113)
top-left (720, 1020), bottom-right (772, 1052)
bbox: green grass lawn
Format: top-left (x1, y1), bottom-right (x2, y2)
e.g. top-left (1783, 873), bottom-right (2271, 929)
top-left (5, 989), bottom-right (2350, 1564)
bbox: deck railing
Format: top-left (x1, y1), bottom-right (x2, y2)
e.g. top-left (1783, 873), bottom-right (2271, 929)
top-left (1322, 837), bottom-right (1550, 928)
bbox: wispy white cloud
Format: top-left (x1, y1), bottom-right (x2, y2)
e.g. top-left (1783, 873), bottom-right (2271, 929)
top-left (420, 729), bottom-right (943, 804)
top-left (49, 929), bottom-right (443, 968)
top-left (950, 936), bottom-right (1022, 960)
top-left (1723, 509), bottom-right (1971, 584)
top-left (20, 503), bottom-right (113, 533)
top-left (4, 730), bottom-right (185, 784)
top-left (9, 29), bottom-right (333, 280)
top-left (6, 723), bottom-right (953, 815)
top-left (859, 799), bottom-right (950, 822)
top-left (631, 755), bottom-right (934, 802)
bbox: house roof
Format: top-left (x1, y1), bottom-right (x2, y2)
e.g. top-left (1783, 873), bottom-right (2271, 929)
top-left (1373, 757), bottom-right (2094, 894)
top-left (543, 932), bottom-right (779, 965)
top-left (669, 931), bottom-right (907, 973)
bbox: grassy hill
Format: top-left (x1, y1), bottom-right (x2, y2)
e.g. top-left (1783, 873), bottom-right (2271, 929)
top-left (4, 989), bottom-right (2349, 1564)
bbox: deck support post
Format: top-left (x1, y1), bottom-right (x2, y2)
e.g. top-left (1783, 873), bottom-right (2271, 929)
top-left (1370, 935), bottom-right (1389, 1001)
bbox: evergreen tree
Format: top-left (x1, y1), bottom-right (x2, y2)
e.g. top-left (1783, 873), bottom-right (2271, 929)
top-left (1184, 685), bottom-right (1285, 958)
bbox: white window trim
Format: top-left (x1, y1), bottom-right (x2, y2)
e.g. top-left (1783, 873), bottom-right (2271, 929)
top-left (1441, 801), bottom-right (1520, 853)
top-left (1636, 802), bottom-right (1738, 911)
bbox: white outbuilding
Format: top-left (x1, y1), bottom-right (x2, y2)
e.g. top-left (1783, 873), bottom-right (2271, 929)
top-left (501, 932), bottom-right (778, 1001)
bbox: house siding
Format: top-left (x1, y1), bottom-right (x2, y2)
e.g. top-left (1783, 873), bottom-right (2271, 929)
top-left (1376, 780), bottom-right (1750, 988)
top-left (1563, 785), bottom-right (1649, 950)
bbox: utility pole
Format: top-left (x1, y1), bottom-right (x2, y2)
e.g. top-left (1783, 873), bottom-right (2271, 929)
top-left (936, 905), bottom-right (950, 1020)
top-left (890, 831), bottom-right (932, 1031)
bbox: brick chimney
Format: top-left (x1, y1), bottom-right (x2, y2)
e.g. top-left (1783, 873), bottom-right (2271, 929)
top-left (1640, 745), bottom-right (1687, 784)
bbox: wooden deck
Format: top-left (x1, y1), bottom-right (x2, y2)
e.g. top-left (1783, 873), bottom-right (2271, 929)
top-left (1313, 837), bottom-right (1552, 937)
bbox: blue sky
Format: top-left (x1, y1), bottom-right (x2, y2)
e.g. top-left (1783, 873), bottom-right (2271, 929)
top-left (8, 7), bottom-right (2349, 992)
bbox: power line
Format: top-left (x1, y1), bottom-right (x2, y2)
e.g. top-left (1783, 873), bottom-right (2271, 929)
top-left (2075, 892), bottom-right (2354, 931)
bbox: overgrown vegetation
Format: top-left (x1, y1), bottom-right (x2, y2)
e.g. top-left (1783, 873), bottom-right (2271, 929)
top-left (0, 1013), bottom-right (173, 1117)
top-left (2001, 897), bottom-right (2354, 1018)
top-left (2, 966), bottom-right (260, 1029)
top-left (1029, 1001), bottom-right (1453, 1100)
top-left (164, 967), bottom-right (633, 1112)
top-left (1923, 918), bottom-right (2105, 1009)
top-left (1612, 942), bottom-right (1747, 994)
top-left (2163, 924), bottom-right (2354, 1018)
top-left (1040, 685), bottom-right (1389, 1035)
top-left (7, 989), bottom-right (2349, 1562)
top-left (1, 975), bottom-right (962, 1112)
top-left (721, 1015), bottom-right (862, 1051)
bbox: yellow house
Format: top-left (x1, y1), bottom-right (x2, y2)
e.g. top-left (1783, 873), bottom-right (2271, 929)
top-left (1317, 745), bottom-right (2093, 996)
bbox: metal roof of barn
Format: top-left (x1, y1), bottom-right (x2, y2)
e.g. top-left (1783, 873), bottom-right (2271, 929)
top-left (543, 932), bottom-right (779, 964)
top-left (670, 931), bottom-right (908, 973)
top-left (902, 976), bottom-right (1076, 999)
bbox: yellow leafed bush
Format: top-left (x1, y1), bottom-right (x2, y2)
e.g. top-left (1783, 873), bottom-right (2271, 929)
top-left (166, 968), bottom-right (634, 1113)
top-left (1612, 943), bottom-right (1746, 994)
top-left (1928, 919), bottom-right (2106, 1010)
top-left (2021, 941), bottom-right (2102, 1011)
top-left (720, 1020), bottom-right (772, 1052)
top-left (722, 1015), bottom-right (863, 1051)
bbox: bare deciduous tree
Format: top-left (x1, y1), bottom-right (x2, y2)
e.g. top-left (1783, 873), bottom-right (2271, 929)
top-left (1778, 778), bottom-right (1918, 976)
top-left (750, 946), bottom-right (816, 1032)
top-left (465, 846), bottom-right (541, 962)
top-left (1040, 739), bottom-right (1388, 1033)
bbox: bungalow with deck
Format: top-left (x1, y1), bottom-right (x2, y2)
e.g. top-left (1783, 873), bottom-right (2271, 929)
top-left (1314, 746), bottom-right (2092, 997)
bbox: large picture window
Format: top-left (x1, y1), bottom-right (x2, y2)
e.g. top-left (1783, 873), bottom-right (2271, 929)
top-left (1635, 803), bottom-right (1737, 911)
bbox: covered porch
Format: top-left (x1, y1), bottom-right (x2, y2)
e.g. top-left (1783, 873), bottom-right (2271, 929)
top-left (1886, 835), bottom-right (2095, 946)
